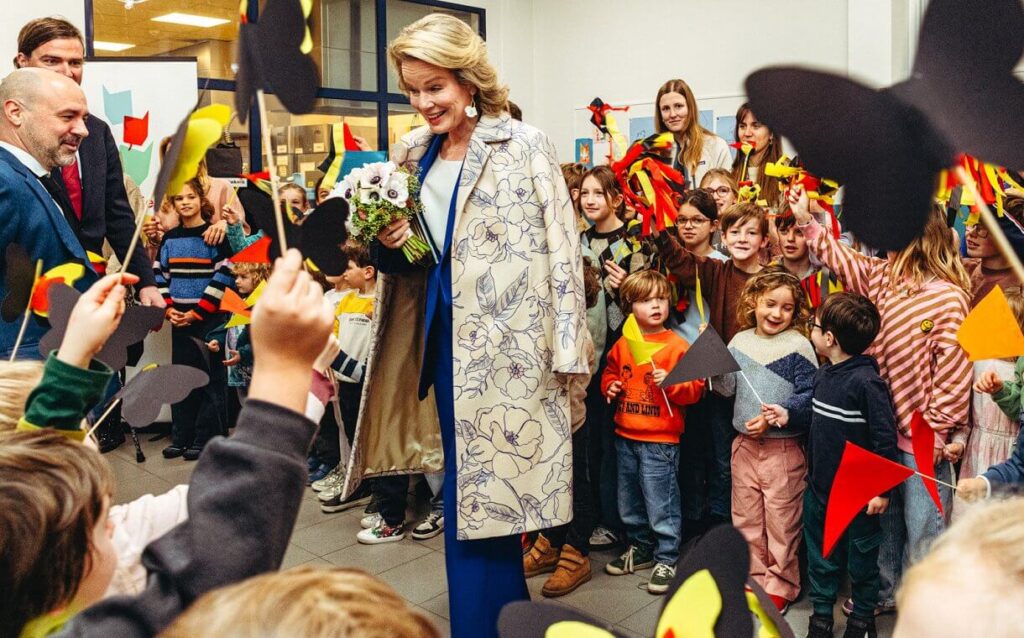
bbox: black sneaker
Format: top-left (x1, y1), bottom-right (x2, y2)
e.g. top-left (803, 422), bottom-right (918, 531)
top-left (182, 446), bottom-right (204, 461)
top-left (842, 615), bottom-right (877, 638)
top-left (807, 614), bottom-right (834, 638)
top-left (320, 490), bottom-right (373, 513)
top-left (97, 422), bottom-right (126, 454)
top-left (162, 445), bottom-right (186, 459)
top-left (411, 511), bottom-right (444, 540)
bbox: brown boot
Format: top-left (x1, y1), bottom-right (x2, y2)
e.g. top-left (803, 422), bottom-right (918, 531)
top-left (523, 533), bottom-right (559, 577)
top-left (541, 543), bottom-right (592, 597)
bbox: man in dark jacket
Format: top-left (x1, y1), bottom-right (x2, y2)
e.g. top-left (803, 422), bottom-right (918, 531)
top-left (14, 17), bottom-right (164, 307)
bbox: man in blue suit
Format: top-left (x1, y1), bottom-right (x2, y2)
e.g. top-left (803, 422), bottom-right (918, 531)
top-left (0, 67), bottom-right (95, 359)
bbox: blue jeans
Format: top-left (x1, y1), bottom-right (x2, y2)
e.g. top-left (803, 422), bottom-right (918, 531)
top-left (616, 437), bottom-right (682, 565)
top-left (877, 450), bottom-right (952, 604)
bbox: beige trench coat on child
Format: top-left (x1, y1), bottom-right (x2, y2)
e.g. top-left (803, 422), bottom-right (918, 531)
top-left (342, 112), bottom-right (591, 540)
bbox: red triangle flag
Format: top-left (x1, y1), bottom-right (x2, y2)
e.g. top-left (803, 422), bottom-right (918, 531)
top-left (342, 123), bottom-right (359, 151)
top-left (824, 442), bottom-right (913, 557)
top-left (910, 411), bottom-right (944, 516)
top-left (231, 235), bottom-right (271, 264)
top-left (219, 288), bottom-right (252, 317)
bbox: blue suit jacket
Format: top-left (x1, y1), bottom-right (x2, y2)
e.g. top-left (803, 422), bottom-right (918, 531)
top-left (0, 147), bottom-right (96, 360)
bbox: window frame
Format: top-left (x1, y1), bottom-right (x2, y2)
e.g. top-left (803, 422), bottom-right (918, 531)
top-left (83, 0), bottom-right (486, 170)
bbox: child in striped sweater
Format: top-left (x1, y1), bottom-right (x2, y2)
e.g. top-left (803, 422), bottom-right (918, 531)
top-left (155, 178), bottom-right (235, 461)
top-left (789, 183), bottom-right (972, 614)
top-left (713, 266), bottom-right (818, 613)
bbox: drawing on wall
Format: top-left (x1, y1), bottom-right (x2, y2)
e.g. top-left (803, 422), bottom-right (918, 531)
top-left (575, 138), bottom-right (593, 168)
top-left (628, 116), bottom-right (655, 143)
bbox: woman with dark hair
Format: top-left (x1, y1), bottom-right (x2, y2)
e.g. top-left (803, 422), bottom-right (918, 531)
top-left (654, 79), bottom-right (731, 187)
top-left (731, 102), bottom-right (785, 210)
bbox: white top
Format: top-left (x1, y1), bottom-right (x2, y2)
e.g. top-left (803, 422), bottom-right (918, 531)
top-left (0, 140), bottom-right (47, 176)
top-left (420, 158), bottom-right (462, 250)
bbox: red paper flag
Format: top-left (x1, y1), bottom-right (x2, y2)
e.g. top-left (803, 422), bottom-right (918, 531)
top-left (123, 112), bottom-right (149, 147)
top-left (910, 411), bottom-right (943, 516)
top-left (342, 122), bottom-right (360, 151)
top-left (231, 235), bottom-right (271, 264)
top-left (824, 442), bottom-right (913, 557)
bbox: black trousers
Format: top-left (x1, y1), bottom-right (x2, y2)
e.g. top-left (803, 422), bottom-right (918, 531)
top-left (170, 322), bottom-right (227, 448)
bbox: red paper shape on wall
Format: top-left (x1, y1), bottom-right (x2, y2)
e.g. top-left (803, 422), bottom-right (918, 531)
top-left (123, 112), bottom-right (150, 147)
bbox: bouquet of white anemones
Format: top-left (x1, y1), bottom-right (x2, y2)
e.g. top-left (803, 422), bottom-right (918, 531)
top-left (330, 161), bottom-right (434, 264)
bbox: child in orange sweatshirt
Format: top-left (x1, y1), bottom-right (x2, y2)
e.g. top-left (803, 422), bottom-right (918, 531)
top-left (601, 270), bottom-right (704, 594)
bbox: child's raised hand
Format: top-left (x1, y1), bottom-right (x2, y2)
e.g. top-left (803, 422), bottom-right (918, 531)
top-left (56, 273), bottom-right (139, 368)
top-left (222, 204), bottom-right (240, 225)
top-left (603, 260), bottom-right (627, 289)
top-left (605, 380), bottom-right (623, 403)
top-left (787, 183), bottom-right (811, 224)
top-left (251, 249), bottom-right (334, 373)
top-left (956, 477), bottom-right (989, 502)
top-left (866, 496), bottom-right (889, 515)
top-left (761, 403), bottom-right (789, 427)
top-left (974, 370), bottom-right (1004, 395)
top-left (744, 414), bottom-right (770, 437)
top-left (224, 349), bottom-right (241, 366)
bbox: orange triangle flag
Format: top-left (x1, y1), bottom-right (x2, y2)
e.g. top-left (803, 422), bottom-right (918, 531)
top-left (231, 235), bottom-right (271, 264)
top-left (957, 285), bottom-right (1024, 361)
top-left (219, 288), bottom-right (252, 317)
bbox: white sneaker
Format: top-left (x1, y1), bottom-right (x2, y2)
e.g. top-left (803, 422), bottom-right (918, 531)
top-left (311, 464), bottom-right (343, 492)
top-left (357, 519), bottom-right (405, 544)
top-left (589, 525), bottom-right (620, 548)
top-left (361, 513), bottom-right (383, 529)
top-left (411, 511), bottom-right (444, 540)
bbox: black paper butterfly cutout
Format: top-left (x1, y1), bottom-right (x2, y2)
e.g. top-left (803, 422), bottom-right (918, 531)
top-left (249, 197), bottom-right (350, 276)
top-left (498, 525), bottom-right (794, 638)
top-left (38, 285), bottom-right (164, 370)
top-left (234, 0), bottom-right (319, 123)
top-left (744, 0), bottom-right (1024, 251)
top-left (116, 364), bottom-right (209, 428)
top-left (1, 244), bottom-right (34, 322)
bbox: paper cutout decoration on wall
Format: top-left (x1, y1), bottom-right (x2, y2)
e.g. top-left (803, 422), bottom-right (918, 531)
top-left (824, 442), bottom-right (914, 557)
top-left (744, 0), bottom-right (1024, 251)
top-left (957, 285), bottom-right (1024, 361)
top-left (123, 112), bottom-right (150, 147)
top-left (661, 326), bottom-right (741, 387)
top-left (38, 285), bottom-right (164, 370)
top-left (102, 86), bottom-right (133, 126)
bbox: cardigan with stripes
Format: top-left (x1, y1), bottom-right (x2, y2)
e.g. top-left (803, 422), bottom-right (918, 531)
top-left (804, 219), bottom-right (971, 453)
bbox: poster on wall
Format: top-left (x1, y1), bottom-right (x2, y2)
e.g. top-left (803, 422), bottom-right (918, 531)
top-left (628, 116), bottom-right (655, 143)
top-left (80, 58), bottom-right (199, 212)
top-left (575, 138), bottom-right (593, 168)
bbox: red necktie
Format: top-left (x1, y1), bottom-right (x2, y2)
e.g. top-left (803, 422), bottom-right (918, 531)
top-left (61, 161), bottom-right (83, 220)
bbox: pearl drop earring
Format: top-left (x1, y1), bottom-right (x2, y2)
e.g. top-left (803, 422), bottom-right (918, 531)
top-left (464, 99), bottom-right (478, 118)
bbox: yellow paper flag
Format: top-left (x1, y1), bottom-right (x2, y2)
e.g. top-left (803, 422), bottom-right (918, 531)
top-left (623, 313), bottom-right (665, 366)
top-left (167, 104), bottom-right (232, 202)
top-left (656, 568), bottom-right (722, 638)
top-left (746, 590), bottom-right (784, 638)
top-left (957, 285), bottom-right (1024, 361)
top-left (545, 621), bottom-right (616, 638)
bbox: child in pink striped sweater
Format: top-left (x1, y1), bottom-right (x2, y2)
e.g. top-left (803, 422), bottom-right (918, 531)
top-left (789, 184), bottom-right (971, 616)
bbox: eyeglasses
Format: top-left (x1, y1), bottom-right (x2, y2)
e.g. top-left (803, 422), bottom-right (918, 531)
top-left (705, 187), bottom-right (733, 197)
top-left (675, 216), bottom-right (710, 227)
top-left (807, 318), bottom-right (823, 332)
top-left (965, 223), bottom-right (990, 239)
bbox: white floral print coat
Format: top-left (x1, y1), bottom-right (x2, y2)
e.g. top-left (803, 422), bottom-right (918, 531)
top-left (344, 112), bottom-right (590, 540)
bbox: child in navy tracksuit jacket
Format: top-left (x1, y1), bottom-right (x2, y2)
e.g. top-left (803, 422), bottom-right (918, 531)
top-left (154, 178), bottom-right (235, 460)
top-left (796, 292), bottom-right (899, 638)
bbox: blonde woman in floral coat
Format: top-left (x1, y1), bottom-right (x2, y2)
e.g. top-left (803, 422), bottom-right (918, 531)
top-left (343, 13), bottom-right (589, 638)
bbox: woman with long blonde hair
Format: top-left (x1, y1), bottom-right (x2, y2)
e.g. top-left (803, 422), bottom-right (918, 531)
top-left (789, 184), bottom-right (971, 616)
top-left (654, 79), bottom-right (731, 187)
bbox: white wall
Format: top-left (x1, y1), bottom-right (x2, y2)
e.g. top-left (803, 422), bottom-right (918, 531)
top-left (0, 0), bottom-right (85, 73)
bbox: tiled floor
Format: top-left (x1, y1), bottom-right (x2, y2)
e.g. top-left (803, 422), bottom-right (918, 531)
top-left (109, 434), bottom-right (896, 637)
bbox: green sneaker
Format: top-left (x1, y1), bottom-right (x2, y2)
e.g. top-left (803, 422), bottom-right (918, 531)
top-left (647, 562), bottom-right (676, 594)
top-left (605, 545), bottom-right (655, 575)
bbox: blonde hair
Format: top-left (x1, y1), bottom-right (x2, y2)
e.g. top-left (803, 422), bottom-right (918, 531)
top-left (158, 566), bottom-right (440, 638)
top-left (700, 168), bottom-right (739, 195)
top-left (897, 498), bottom-right (1024, 636)
top-left (0, 360), bottom-right (43, 431)
top-left (388, 14), bottom-right (508, 117)
top-left (888, 206), bottom-right (971, 294)
top-left (1004, 286), bottom-right (1024, 332)
top-left (620, 270), bottom-right (672, 306)
top-left (654, 79), bottom-right (711, 178)
top-left (736, 265), bottom-right (808, 334)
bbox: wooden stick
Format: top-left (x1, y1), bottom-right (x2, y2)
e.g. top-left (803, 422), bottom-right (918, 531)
top-left (955, 165), bottom-right (1024, 284)
top-left (8, 260), bottom-right (43, 362)
top-left (85, 398), bottom-right (122, 441)
top-left (739, 370), bottom-right (766, 406)
top-left (651, 363), bottom-right (673, 418)
top-left (114, 205), bottom-right (147, 280)
top-left (914, 470), bottom-right (958, 491)
top-left (256, 89), bottom-right (288, 252)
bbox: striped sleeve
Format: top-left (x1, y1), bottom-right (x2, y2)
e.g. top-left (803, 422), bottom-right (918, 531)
top-left (331, 349), bottom-right (366, 383)
top-left (194, 258), bottom-right (235, 320)
top-left (154, 243), bottom-right (172, 306)
top-left (922, 294), bottom-right (973, 446)
top-left (803, 218), bottom-right (883, 296)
